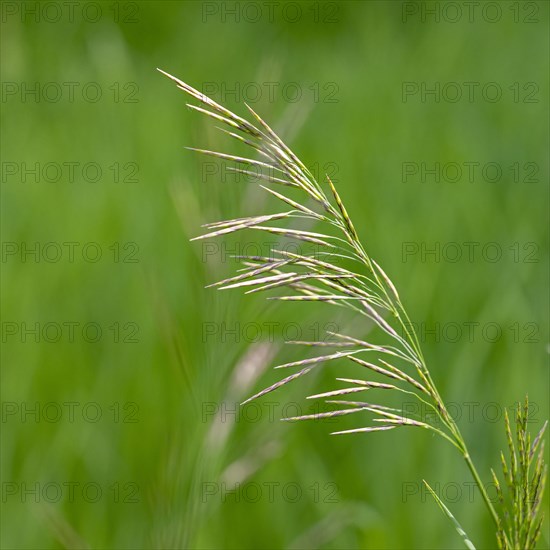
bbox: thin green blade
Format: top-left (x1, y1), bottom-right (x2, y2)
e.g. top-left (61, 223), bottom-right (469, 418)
top-left (423, 480), bottom-right (476, 550)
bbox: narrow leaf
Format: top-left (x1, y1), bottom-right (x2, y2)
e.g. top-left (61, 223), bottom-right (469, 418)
top-left (423, 480), bottom-right (477, 550)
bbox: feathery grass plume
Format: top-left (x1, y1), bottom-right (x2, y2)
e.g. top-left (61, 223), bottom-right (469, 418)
top-left (160, 69), bottom-right (547, 549)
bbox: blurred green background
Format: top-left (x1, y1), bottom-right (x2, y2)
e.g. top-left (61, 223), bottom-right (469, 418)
top-left (1, 1), bottom-right (548, 548)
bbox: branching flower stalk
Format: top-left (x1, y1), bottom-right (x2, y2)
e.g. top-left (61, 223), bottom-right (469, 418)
top-left (160, 69), bottom-right (547, 549)
top-left (492, 400), bottom-right (548, 549)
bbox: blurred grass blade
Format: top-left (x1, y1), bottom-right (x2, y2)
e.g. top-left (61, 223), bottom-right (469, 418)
top-left (423, 480), bottom-right (476, 550)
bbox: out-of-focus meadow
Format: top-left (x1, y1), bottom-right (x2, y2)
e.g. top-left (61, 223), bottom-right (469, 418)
top-left (1, 1), bottom-right (548, 548)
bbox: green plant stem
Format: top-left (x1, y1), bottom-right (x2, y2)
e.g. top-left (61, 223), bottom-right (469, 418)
top-left (399, 321), bottom-right (512, 548)
top-left (463, 450), bottom-right (501, 529)
top-left (444, 410), bottom-right (513, 549)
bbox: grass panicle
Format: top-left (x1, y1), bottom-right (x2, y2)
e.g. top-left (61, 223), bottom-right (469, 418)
top-left (493, 398), bottom-right (547, 550)
top-left (161, 68), bottom-right (547, 549)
